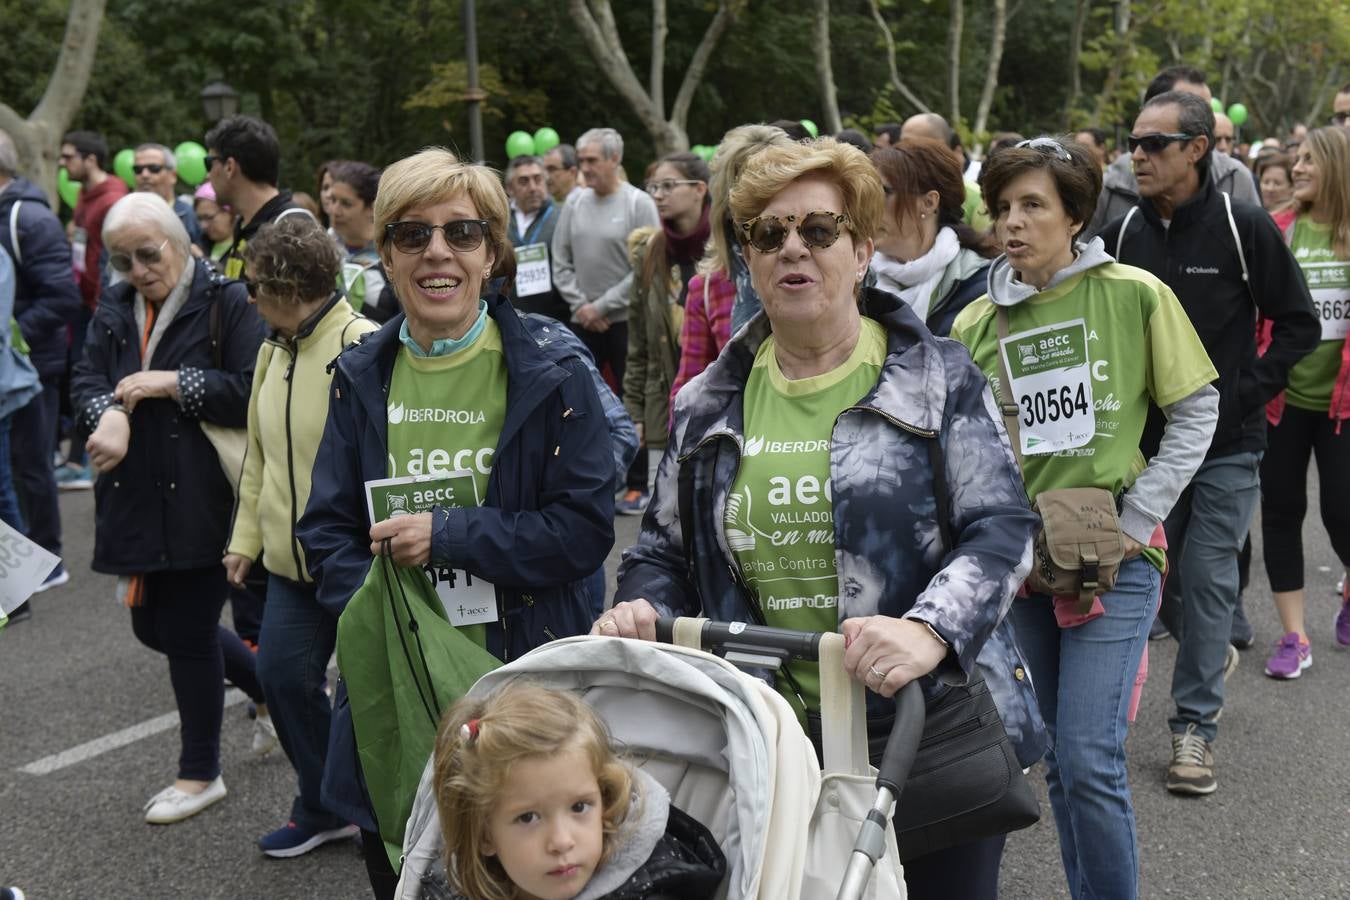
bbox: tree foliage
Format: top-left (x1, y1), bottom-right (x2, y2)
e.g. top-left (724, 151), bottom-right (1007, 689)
top-left (2, 0), bottom-right (1346, 199)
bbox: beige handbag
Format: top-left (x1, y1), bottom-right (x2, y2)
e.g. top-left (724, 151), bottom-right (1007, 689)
top-left (993, 307), bottom-right (1125, 612)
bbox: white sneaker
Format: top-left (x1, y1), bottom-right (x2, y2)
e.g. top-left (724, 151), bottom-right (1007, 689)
top-left (144, 776), bottom-right (227, 824)
top-left (252, 712), bottom-right (279, 757)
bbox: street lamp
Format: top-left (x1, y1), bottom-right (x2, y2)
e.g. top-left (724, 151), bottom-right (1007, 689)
top-left (200, 82), bottom-right (240, 122)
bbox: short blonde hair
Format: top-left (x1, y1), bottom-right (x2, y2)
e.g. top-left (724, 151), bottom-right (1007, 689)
top-left (705, 124), bottom-right (795, 275)
top-left (433, 682), bottom-right (635, 900)
top-left (729, 137), bottom-right (885, 248)
top-left (374, 147), bottom-right (511, 278)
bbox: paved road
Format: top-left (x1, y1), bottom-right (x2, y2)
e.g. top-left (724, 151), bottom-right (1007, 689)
top-left (2, 488), bottom-right (1348, 898)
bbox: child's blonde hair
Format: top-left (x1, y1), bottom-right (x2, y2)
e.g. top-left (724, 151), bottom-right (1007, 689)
top-left (433, 682), bottom-right (635, 900)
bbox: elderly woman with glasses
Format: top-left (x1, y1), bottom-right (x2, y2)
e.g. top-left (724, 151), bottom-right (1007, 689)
top-left (599, 137), bottom-right (1044, 900)
top-left (296, 148), bottom-right (615, 899)
top-left (70, 191), bottom-right (269, 825)
top-left (950, 137), bottom-right (1218, 900)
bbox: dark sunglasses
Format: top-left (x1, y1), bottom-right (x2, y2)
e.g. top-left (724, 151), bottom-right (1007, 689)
top-left (1330, 112), bottom-right (1350, 126)
top-left (384, 219), bottom-right (490, 255)
top-left (132, 164), bottom-right (167, 175)
top-left (1126, 132), bottom-right (1195, 155)
top-left (108, 239), bottom-right (169, 273)
top-left (738, 211), bottom-right (852, 254)
top-left (1015, 137), bottom-right (1073, 161)
top-left (204, 155), bottom-right (222, 170)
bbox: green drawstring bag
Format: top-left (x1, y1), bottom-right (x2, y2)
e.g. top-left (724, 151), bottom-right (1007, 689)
top-left (337, 548), bottom-right (500, 871)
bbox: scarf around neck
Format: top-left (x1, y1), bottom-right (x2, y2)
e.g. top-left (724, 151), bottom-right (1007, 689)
top-left (664, 203), bottom-right (712, 266)
top-left (870, 226), bottom-right (961, 323)
top-left (134, 259), bottom-right (196, 369)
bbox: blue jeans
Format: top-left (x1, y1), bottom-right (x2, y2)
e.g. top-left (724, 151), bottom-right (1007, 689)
top-left (0, 416), bottom-right (25, 531)
top-left (1158, 451), bottom-right (1261, 742)
top-left (10, 380), bottom-right (60, 556)
top-left (1011, 556), bottom-right (1160, 900)
top-left (256, 573), bottom-right (345, 830)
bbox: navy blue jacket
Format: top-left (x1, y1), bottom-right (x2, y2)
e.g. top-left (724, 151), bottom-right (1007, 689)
top-left (70, 260), bottom-right (265, 573)
top-left (299, 293), bottom-right (616, 828)
top-left (0, 178), bottom-right (82, 380)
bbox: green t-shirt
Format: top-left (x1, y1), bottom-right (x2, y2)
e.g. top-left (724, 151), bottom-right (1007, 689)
top-left (1285, 217), bottom-right (1349, 411)
top-left (726, 318), bottom-right (887, 719)
top-left (952, 264), bottom-right (1216, 500)
top-left (385, 319), bottom-right (508, 646)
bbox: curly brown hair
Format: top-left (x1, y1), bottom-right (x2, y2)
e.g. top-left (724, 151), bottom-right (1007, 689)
top-left (241, 215), bottom-right (342, 303)
top-left (433, 682), bottom-right (636, 900)
top-left (978, 136), bottom-right (1101, 239)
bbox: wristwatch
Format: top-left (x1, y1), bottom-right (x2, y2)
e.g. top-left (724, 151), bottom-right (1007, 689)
top-left (910, 617), bottom-right (949, 650)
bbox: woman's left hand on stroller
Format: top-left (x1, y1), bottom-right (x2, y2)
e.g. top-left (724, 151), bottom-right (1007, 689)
top-left (592, 599), bottom-right (660, 641)
top-left (842, 616), bottom-right (949, 697)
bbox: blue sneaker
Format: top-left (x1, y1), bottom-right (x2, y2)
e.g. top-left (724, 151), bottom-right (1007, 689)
top-left (33, 563), bottom-right (70, 594)
top-left (55, 464), bottom-right (93, 491)
top-left (616, 489), bottom-right (650, 516)
top-left (259, 820), bottom-right (359, 858)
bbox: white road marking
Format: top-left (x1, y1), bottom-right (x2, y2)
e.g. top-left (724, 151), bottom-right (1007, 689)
top-left (18, 688), bottom-right (247, 775)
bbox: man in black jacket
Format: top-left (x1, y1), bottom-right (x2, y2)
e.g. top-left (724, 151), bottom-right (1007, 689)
top-left (1100, 91), bottom-right (1319, 797)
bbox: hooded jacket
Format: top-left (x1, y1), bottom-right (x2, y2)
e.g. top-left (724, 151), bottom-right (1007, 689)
top-left (0, 177), bottom-right (82, 380)
top-left (70, 260), bottom-right (266, 573)
top-left (1088, 151), bottom-right (1258, 238)
top-left (1098, 176), bottom-right (1319, 460)
top-left (616, 287), bottom-right (1047, 766)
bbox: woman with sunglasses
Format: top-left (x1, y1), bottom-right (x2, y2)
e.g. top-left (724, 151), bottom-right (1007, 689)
top-left (1259, 126), bottom-right (1350, 678)
top-left (221, 215), bottom-right (377, 858)
top-left (600, 137), bottom-right (1044, 900)
top-left (70, 192), bottom-right (270, 824)
top-left (295, 148), bottom-right (615, 899)
top-left (869, 137), bottom-right (998, 337)
top-left (617, 152), bottom-right (710, 515)
top-left (951, 137), bottom-right (1218, 900)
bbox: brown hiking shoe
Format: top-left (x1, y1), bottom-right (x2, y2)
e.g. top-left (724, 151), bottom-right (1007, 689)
top-left (1167, 724), bottom-right (1216, 795)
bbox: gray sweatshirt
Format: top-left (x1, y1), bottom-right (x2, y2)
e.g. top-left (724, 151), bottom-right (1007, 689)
top-left (551, 182), bottom-right (660, 323)
top-left (985, 237), bottom-right (1220, 544)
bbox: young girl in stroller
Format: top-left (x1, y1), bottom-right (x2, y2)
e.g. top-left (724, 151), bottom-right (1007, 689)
top-left (432, 682), bottom-right (726, 900)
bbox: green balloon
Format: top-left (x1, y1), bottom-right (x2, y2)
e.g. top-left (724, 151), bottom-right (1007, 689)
top-left (505, 131), bottom-right (536, 159)
top-left (56, 167), bottom-right (80, 208)
top-left (800, 119), bottom-right (819, 138)
top-left (698, 145), bottom-right (716, 163)
top-left (113, 148), bottom-right (135, 187)
top-left (533, 127), bottom-right (560, 154)
top-left (1226, 103), bottom-right (1249, 127)
top-left (174, 141), bottom-right (208, 186)
top-left (1210, 97), bottom-right (1224, 113)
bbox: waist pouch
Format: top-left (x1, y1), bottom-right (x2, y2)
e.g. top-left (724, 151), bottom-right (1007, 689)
top-left (807, 671), bottom-right (1039, 862)
top-left (1027, 487), bottom-right (1125, 613)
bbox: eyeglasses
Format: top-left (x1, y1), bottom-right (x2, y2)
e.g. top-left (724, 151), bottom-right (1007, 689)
top-left (1330, 112), bottom-right (1350, 126)
top-left (738, 211), bottom-right (852, 254)
top-left (132, 164), bottom-right (166, 176)
top-left (645, 179), bottom-right (702, 197)
top-left (384, 219), bottom-right (490, 255)
top-left (1015, 137), bottom-right (1074, 161)
top-left (108, 238), bottom-right (169, 273)
top-left (204, 155), bottom-right (222, 171)
top-left (1126, 133), bottom-right (1195, 155)
top-left (242, 277), bottom-right (283, 299)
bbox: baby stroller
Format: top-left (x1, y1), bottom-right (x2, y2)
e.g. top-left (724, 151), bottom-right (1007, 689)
top-left (395, 617), bottom-right (925, 900)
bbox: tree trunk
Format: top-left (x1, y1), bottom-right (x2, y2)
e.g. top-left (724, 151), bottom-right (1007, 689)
top-left (971, 0), bottom-right (1007, 154)
top-left (811, 0), bottom-right (843, 134)
top-left (569, 0), bottom-right (741, 155)
top-left (1064, 0), bottom-right (1090, 128)
top-left (0, 0), bottom-right (107, 206)
top-left (867, 0), bottom-right (931, 114)
top-left (947, 0), bottom-right (964, 125)
top-left (1093, 0), bottom-right (1133, 123)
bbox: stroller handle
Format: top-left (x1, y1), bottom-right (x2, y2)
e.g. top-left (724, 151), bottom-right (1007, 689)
top-left (653, 616), bottom-right (925, 795)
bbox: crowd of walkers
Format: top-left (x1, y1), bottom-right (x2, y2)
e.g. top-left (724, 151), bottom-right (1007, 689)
top-left (1, 62), bottom-right (1348, 900)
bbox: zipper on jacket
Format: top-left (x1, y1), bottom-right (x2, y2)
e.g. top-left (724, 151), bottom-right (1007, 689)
top-left (282, 347), bottom-right (305, 580)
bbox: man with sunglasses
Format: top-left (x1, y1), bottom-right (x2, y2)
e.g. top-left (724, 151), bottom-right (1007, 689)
top-left (1098, 90), bottom-right (1319, 798)
top-left (133, 143), bottom-right (203, 250)
top-left (1088, 66), bottom-right (1258, 236)
top-left (0, 129), bottom-right (82, 611)
top-left (203, 115), bottom-right (314, 281)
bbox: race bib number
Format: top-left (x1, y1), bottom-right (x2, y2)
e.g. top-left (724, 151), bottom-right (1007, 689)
top-left (71, 226), bottom-right (88, 276)
top-left (515, 243), bottom-right (552, 297)
top-left (1305, 261), bottom-right (1350, 341)
top-left (0, 519), bottom-right (61, 616)
top-left (999, 319), bottom-right (1096, 456)
top-left (364, 471), bottom-right (498, 626)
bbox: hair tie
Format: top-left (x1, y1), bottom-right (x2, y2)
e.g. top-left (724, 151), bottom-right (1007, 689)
top-left (460, 719), bottom-right (481, 743)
